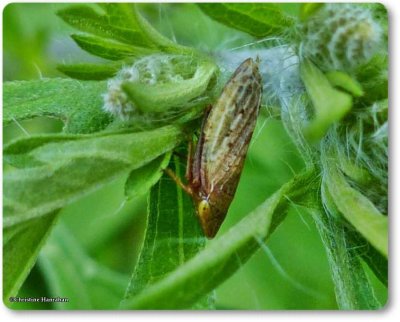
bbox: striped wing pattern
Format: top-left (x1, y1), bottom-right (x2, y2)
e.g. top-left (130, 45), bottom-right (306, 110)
top-left (193, 58), bottom-right (262, 237)
top-left (202, 58), bottom-right (262, 195)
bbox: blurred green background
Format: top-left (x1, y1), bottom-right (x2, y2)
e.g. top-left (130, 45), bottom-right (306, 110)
top-left (3, 3), bottom-right (387, 309)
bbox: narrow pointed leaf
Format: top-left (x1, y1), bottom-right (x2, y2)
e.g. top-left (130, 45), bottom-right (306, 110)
top-left (3, 211), bottom-right (59, 300)
top-left (324, 164), bottom-right (388, 257)
top-left (124, 152), bottom-right (172, 200)
top-left (124, 155), bottom-right (210, 308)
top-left (99, 3), bottom-right (148, 32)
top-left (58, 4), bottom-right (191, 55)
top-left (300, 59), bottom-right (353, 141)
top-left (325, 71), bottom-right (364, 97)
top-left (3, 125), bottom-right (183, 228)
top-left (71, 33), bottom-right (154, 61)
top-left (3, 79), bottom-right (111, 134)
top-left (57, 5), bottom-right (153, 47)
top-left (131, 5), bottom-right (194, 55)
top-left (198, 3), bottom-right (294, 38)
top-left (312, 209), bottom-right (381, 309)
top-left (57, 63), bottom-right (120, 80)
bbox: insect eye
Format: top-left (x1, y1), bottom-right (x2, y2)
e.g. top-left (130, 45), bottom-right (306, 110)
top-left (198, 200), bottom-right (211, 219)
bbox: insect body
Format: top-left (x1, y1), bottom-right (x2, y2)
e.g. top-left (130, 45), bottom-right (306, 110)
top-left (167, 58), bottom-right (263, 238)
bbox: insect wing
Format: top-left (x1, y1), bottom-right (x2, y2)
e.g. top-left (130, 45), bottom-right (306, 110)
top-left (204, 163), bottom-right (245, 237)
top-left (201, 58), bottom-right (263, 194)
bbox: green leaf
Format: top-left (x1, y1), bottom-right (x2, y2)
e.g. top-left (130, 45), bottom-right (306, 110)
top-left (3, 125), bottom-right (183, 228)
top-left (349, 229), bottom-right (388, 287)
top-left (37, 223), bottom-right (128, 309)
top-left (320, 179), bottom-right (388, 286)
top-left (355, 55), bottom-right (388, 104)
top-left (324, 162), bottom-right (388, 257)
top-left (57, 5), bottom-right (153, 47)
top-left (325, 71), bottom-right (364, 97)
top-left (99, 3), bottom-right (150, 30)
top-left (3, 78), bottom-right (111, 134)
top-left (131, 5), bottom-right (194, 55)
top-left (99, 3), bottom-right (149, 32)
top-left (4, 134), bottom-right (81, 168)
top-left (125, 152), bottom-right (172, 200)
top-left (198, 3), bottom-right (294, 38)
top-left (300, 59), bottom-right (353, 141)
top-left (71, 33), bottom-right (154, 61)
top-left (120, 170), bottom-right (313, 309)
top-left (122, 60), bottom-right (217, 113)
top-left (312, 208), bottom-right (381, 309)
top-left (3, 211), bottom-right (59, 300)
top-left (299, 3), bottom-right (324, 21)
top-left (124, 155), bottom-right (213, 308)
top-left (58, 4), bottom-right (192, 56)
top-left (57, 62), bottom-right (120, 80)
top-left (100, 1), bottom-right (183, 53)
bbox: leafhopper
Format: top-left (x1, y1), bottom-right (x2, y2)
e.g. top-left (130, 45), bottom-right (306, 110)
top-left (166, 58), bottom-right (263, 238)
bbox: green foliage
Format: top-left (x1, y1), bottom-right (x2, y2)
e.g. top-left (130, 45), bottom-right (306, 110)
top-left (70, 33), bottom-right (152, 60)
top-left (56, 3), bottom-right (194, 80)
top-left (3, 126), bottom-right (182, 299)
top-left (3, 211), bottom-right (59, 301)
top-left (122, 60), bottom-right (217, 113)
top-left (323, 159), bottom-right (388, 257)
top-left (300, 4), bottom-right (384, 71)
top-left (57, 62), bottom-right (121, 80)
top-left (121, 170), bottom-right (314, 309)
top-left (312, 209), bottom-right (381, 309)
top-left (3, 3), bottom-right (63, 81)
top-left (300, 60), bottom-right (353, 141)
top-left (325, 71), bottom-right (364, 97)
top-left (355, 54), bottom-right (388, 105)
top-left (125, 153), bottom-right (171, 199)
top-left (299, 3), bottom-right (324, 21)
top-left (198, 3), bottom-right (294, 38)
top-left (3, 2), bottom-right (387, 311)
top-left (3, 79), bottom-right (111, 134)
top-left (4, 125), bottom-right (182, 227)
top-left (37, 223), bottom-right (128, 309)
top-left (124, 155), bottom-right (211, 308)
top-left (57, 5), bottom-right (153, 47)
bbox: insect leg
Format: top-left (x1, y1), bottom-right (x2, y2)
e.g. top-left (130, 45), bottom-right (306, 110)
top-left (190, 104), bottom-right (212, 188)
top-left (164, 168), bottom-right (193, 196)
top-left (185, 137), bottom-right (194, 182)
